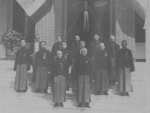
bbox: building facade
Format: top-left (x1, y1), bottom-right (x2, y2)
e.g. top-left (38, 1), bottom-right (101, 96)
top-left (0, 0), bottom-right (146, 60)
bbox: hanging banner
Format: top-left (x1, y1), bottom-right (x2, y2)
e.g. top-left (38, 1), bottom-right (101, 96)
top-left (16, 0), bottom-right (46, 16)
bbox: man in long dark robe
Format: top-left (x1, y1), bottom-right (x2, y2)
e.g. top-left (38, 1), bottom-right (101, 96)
top-left (13, 39), bottom-right (30, 92)
top-left (75, 48), bottom-right (91, 108)
top-left (30, 34), bottom-right (40, 82)
top-left (108, 35), bottom-right (120, 85)
top-left (72, 40), bottom-right (86, 94)
top-left (95, 42), bottom-right (109, 95)
top-left (52, 50), bottom-right (67, 108)
top-left (61, 42), bottom-right (72, 91)
top-left (70, 35), bottom-right (80, 82)
top-left (51, 36), bottom-right (62, 60)
top-left (116, 40), bottom-right (135, 96)
top-left (89, 34), bottom-right (101, 81)
top-left (34, 41), bottom-right (51, 93)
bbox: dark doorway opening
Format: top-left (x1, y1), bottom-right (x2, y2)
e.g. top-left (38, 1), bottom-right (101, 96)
top-left (66, 0), bottom-right (110, 48)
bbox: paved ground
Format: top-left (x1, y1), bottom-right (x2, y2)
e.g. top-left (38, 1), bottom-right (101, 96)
top-left (0, 60), bottom-right (147, 113)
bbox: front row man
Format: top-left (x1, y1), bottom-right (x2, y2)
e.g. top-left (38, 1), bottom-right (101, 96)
top-left (75, 48), bottom-right (91, 108)
top-left (52, 50), bottom-right (67, 107)
top-left (13, 39), bottom-right (30, 92)
top-left (95, 42), bottom-right (109, 95)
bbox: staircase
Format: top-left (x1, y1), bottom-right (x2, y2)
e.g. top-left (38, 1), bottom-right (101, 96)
top-left (0, 60), bottom-right (146, 113)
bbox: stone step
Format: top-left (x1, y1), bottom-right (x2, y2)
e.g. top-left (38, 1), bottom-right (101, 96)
top-left (0, 82), bottom-right (145, 92)
top-left (0, 93), bottom-right (145, 106)
top-left (0, 87), bottom-right (146, 99)
top-left (0, 61), bottom-right (146, 113)
top-left (0, 105), bottom-right (145, 113)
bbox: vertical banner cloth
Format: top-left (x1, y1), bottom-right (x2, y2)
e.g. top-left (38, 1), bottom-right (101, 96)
top-left (83, 1), bottom-right (89, 31)
top-left (16, 0), bottom-right (46, 16)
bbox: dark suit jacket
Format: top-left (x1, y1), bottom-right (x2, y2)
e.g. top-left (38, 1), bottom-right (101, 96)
top-left (75, 55), bottom-right (91, 76)
top-left (116, 48), bottom-right (135, 72)
top-left (14, 47), bottom-right (30, 71)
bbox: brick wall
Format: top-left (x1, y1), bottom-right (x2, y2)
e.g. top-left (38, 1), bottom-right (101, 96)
top-left (115, 0), bottom-right (136, 58)
top-left (35, 6), bottom-right (55, 51)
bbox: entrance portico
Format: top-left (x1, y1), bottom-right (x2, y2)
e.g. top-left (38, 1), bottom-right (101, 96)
top-left (0, 0), bottom-right (147, 61)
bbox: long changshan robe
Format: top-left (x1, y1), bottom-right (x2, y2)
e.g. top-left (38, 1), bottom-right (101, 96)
top-left (70, 41), bottom-right (80, 59)
top-left (30, 41), bottom-right (40, 82)
top-left (34, 49), bottom-right (52, 93)
top-left (116, 48), bottom-right (135, 93)
top-left (108, 42), bottom-right (120, 84)
top-left (89, 41), bottom-right (101, 80)
top-left (95, 49), bottom-right (109, 94)
top-left (13, 47), bottom-right (30, 92)
top-left (52, 58), bottom-right (67, 103)
top-left (70, 41), bottom-right (80, 80)
top-left (62, 48), bottom-right (73, 90)
top-left (71, 47), bottom-right (86, 93)
top-left (75, 55), bottom-right (91, 103)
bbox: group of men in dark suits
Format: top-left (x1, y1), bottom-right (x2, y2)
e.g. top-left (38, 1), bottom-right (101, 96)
top-left (13, 34), bottom-right (135, 108)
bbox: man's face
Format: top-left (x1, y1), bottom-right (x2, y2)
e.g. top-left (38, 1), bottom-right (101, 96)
top-left (80, 41), bottom-right (85, 48)
top-left (100, 43), bottom-right (105, 50)
top-left (57, 51), bottom-right (63, 58)
top-left (35, 35), bottom-right (40, 42)
top-left (21, 40), bottom-right (26, 47)
top-left (57, 36), bottom-right (62, 42)
top-left (81, 49), bottom-right (87, 56)
top-left (94, 35), bottom-right (99, 41)
top-left (62, 42), bottom-right (67, 49)
top-left (121, 41), bottom-right (127, 48)
top-left (75, 36), bottom-right (80, 42)
top-left (110, 36), bottom-right (115, 42)
top-left (41, 42), bottom-right (46, 49)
